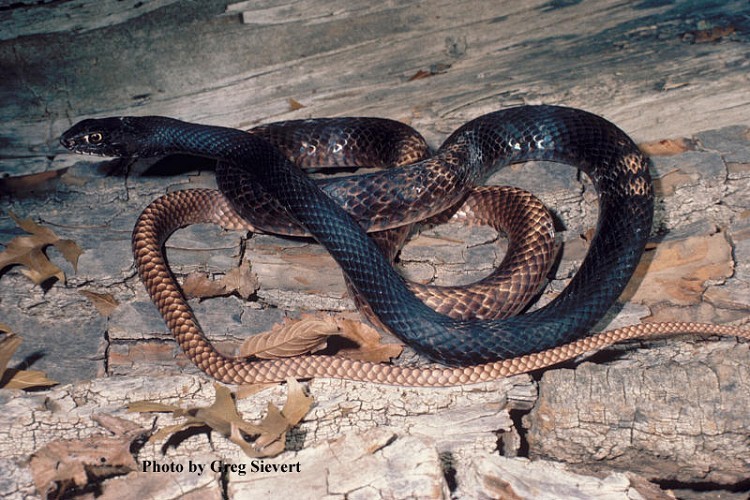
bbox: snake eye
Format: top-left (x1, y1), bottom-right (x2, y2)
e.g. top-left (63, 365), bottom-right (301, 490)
top-left (86, 132), bottom-right (103, 144)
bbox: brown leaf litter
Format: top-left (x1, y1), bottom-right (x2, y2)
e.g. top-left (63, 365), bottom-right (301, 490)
top-left (239, 313), bottom-right (403, 363)
top-left (128, 380), bottom-right (313, 458)
top-left (0, 211), bottom-right (83, 286)
top-left (0, 332), bottom-right (57, 390)
top-left (29, 415), bottom-right (150, 499)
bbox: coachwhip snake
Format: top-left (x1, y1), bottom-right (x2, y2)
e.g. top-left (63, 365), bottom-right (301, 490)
top-left (60, 105), bottom-right (749, 386)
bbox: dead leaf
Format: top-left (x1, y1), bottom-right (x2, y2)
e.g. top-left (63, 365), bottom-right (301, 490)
top-left (29, 415), bottom-right (148, 498)
top-left (288, 98), bottom-right (306, 111)
top-left (0, 334), bottom-right (21, 378)
top-left (3, 369), bottom-right (58, 390)
top-left (240, 314), bottom-right (403, 363)
top-left (0, 323), bottom-right (10, 333)
top-left (239, 378), bottom-right (313, 456)
top-left (0, 333), bottom-right (57, 389)
top-left (0, 169), bottom-right (66, 198)
top-left (79, 290), bottom-right (119, 317)
top-left (240, 314), bottom-right (339, 359)
top-left (223, 263), bottom-right (259, 299)
top-left (639, 138), bottom-right (692, 156)
top-left (128, 381), bottom-right (313, 458)
top-left (278, 377), bottom-right (314, 425)
top-left (182, 262), bottom-right (258, 300)
top-left (182, 272), bottom-right (227, 299)
top-left (334, 318), bottom-right (403, 363)
top-left (149, 421), bottom-right (206, 444)
top-left (133, 384), bottom-right (255, 444)
top-left (180, 384), bottom-right (257, 438)
top-left (240, 313), bottom-right (403, 363)
top-left (0, 211), bottom-right (83, 286)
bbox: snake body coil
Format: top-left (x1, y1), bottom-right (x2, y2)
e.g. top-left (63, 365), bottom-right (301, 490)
top-left (60, 105), bottom-right (747, 385)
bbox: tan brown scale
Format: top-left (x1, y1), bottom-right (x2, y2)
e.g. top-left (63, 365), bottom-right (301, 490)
top-left (133, 189), bottom-right (749, 386)
top-left (407, 186), bottom-right (557, 320)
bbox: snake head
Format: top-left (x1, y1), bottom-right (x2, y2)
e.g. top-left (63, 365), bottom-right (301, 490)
top-left (60, 117), bottom-right (151, 157)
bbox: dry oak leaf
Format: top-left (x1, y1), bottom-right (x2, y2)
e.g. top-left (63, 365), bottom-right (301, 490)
top-left (29, 415), bottom-right (149, 499)
top-left (79, 290), bottom-right (119, 317)
top-left (0, 211), bottom-right (83, 285)
top-left (0, 333), bottom-right (57, 389)
top-left (223, 263), bottom-right (260, 299)
top-left (334, 317), bottom-right (404, 363)
top-left (128, 379), bottom-right (313, 458)
top-left (182, 262), bottom-right (259, 300)
top-left (182, 271), bottom-right (227, 299)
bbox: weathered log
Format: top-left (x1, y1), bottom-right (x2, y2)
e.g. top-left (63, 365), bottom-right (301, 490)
top-left (1, 0), bottom-right (749, 498)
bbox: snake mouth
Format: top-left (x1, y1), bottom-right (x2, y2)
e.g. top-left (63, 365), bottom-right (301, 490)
top-left (59, 137), bottom-right (87, 153)
top-left (60, 140), bottom-right (109, 156)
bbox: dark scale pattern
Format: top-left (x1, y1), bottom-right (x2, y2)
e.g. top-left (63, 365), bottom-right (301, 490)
top-left (250, 117), bottom-right (430, 169)
top-left (58, 105), bottom-right (746, 386)
top-left (278, 108), bottom-right (632, 363)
